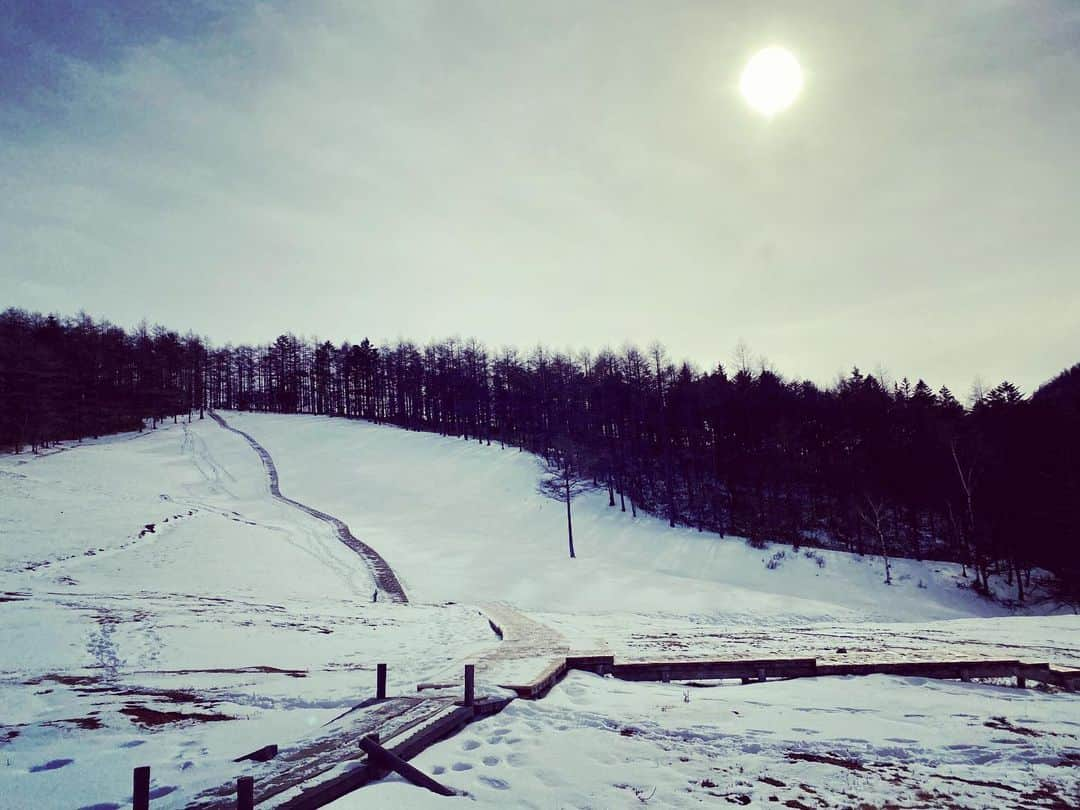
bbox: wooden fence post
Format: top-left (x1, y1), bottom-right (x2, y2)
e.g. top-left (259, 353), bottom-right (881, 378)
top-left (237, 776), bottom-right (254, 810)
top-left (377, 663), bottom-right (388, 699)
top-left (464, 664), bottom-right (475, 707)
top-left (133, 766), bottom-right (150, 810)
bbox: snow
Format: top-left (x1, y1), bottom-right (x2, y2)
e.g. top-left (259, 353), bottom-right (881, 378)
top-left (351, 671), bottom-right (1080, 809)
top-left (0, 418), bottom-right (494, 808)
top-left (2, 411), bottom-right (1077, 809)
top-left (220, 412), bottom-right (1026, 623)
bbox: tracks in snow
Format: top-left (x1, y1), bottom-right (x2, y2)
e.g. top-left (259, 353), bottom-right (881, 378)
top-left (207, 411), bottom-right (408, 603)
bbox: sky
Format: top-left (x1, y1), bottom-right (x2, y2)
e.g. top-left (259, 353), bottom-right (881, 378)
top-left (2, 0), bottom-right (1079, 395)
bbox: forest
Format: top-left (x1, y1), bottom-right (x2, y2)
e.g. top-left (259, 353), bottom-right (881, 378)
top-left (2, 306), bottom-right (1077, 604)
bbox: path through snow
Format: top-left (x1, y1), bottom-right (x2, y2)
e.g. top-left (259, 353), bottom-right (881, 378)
top-left (207, 412), bottom-right (408, 602)
top-left (475, 602), bottom-right (578, 688)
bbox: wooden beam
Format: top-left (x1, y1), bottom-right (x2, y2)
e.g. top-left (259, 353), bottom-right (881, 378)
top-left (815, 660), bottom-right (1020, 680)
top-left (609, 657), bottom-right (817, 682)
top-left (377, 663), bottom-right (388, 700)
top-left (134, 766), bottom-right (150, 810)
top-left (464, 664), bottom-right (475, 707)
top-left (237, 776), bottom-right (254, 810)
top-left (565, 654), bottom-right (615, 674)
top-left (234, 744), bottom-right (278, 763)
top-left (502, 658), bottom-right (569, 699)
top-left (358, 734), bottom-right (456, 796)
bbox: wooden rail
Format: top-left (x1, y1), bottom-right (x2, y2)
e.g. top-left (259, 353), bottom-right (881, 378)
top-left (500, 654), bottom-right (1079, 695)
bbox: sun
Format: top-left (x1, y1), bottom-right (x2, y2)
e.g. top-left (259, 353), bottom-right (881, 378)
top-left (740, 46), bottom-right (803, 117)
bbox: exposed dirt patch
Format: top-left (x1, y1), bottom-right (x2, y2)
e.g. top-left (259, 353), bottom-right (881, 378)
top-left (1020, 779), bottom-right (1079, 808)
top-left (984, 716), bottom-right (1044, 737)
top-left (931, 773), bottom-right (1018, 792)
top-left (759, 776), bottom-right (787, 787)
top-left (44, 717), bottom-right (103, 730)
top-left (25, 673), bottom-right (100, 687)
top-left (131, 665), bottom-right (308, 678)
top-left (120, 705), bottom-right (234, 727)
top-left (787, 751), bottom-right (865, 771)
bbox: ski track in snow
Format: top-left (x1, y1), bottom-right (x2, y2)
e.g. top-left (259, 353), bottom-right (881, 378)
top-left (207, 411), bottom-right (408, 603)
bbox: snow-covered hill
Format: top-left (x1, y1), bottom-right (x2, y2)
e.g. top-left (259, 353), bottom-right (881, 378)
top-left (1, 412), bottom-right (1076, 809)
top-left (222, 411), bottom-right (1019, 624)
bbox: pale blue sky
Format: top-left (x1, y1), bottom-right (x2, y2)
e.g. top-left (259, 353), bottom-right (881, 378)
top-left (3, 1), bottom-right (1079, 393)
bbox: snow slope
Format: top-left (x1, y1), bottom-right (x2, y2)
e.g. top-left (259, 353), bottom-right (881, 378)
top-left (222, 411), bottom-right (1019, 624)
top-left (0, 419), bottom-right (494, 809)
top-left (2, 411), bottom-right (1077, 810)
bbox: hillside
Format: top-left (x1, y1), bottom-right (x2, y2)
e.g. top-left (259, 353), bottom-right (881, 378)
top-left (1, 412), bottom-right (1077, 809)
top-left (222, 411), bottom-right (1020, 624)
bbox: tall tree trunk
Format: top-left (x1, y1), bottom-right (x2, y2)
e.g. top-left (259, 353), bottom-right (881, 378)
top-left (565, 477), bottom-right (576, 559)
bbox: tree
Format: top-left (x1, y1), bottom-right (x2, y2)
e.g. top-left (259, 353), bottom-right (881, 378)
top-left (858, 495), bottom-right (893, 585)
top-left (537, 442), bottom-right (597, 559)
top-left (5, 306), bottom-right (1080, 599)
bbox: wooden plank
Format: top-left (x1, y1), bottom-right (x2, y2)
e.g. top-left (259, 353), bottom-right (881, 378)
top-left (388, 705), bottom-right (476, 762)
top-left (502, 658), bottom-right (568, 699)
top-left (610, 657), bottom-right (817, 682)
top-left (566, 654), bottom-right (615, 674)
top-left (189, 697), bottom-right (447, 809)
top-left (273, 701), bottom-right (504, 809)
top-left (234, 744), bottom-right (278, 763)
top-left (1017, 662), bottom-right (1080, 691)
top-left (815, 660), bottom-right (1020, 680)
top-left (358, 735), bottom-right (456, 796)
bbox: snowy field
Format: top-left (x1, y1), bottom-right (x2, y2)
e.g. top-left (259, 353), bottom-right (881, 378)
top-left (1, 411), bottom-right (1078, 809)
top-left (355, 671), bottom-right (1080, 810)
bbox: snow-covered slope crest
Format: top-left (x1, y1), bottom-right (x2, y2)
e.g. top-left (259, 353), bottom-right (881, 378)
top-left (222, 411), bottom-right (1033, 623)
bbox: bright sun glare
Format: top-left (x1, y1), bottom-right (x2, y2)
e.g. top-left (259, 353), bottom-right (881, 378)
top-left (740, 46), bottom-right (803, 116)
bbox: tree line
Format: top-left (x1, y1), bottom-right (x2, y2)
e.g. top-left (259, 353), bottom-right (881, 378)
top-left (2, 307), bottom-right (1077, 604)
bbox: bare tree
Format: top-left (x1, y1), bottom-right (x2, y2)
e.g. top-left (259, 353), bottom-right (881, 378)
top-left (537, 443), bottom-right (597, 559)
top-left (951, 440), bottom-right (987, 592)
top-left (858, 495), bottom-right (893, 585)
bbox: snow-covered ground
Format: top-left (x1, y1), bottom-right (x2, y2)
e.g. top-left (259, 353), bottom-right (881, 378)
top-left (2, 411), bottom-right (1077, 809)
top-left (220, 412), bottom-right (1033, 623)
top-left (0, 419), bottom-right (494, 808)
top-left (354, 671), bottom-right (1080, 809)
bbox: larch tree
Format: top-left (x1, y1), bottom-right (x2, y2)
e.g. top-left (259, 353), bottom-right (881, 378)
top-left (537, 442), bottom-right (597, 559)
